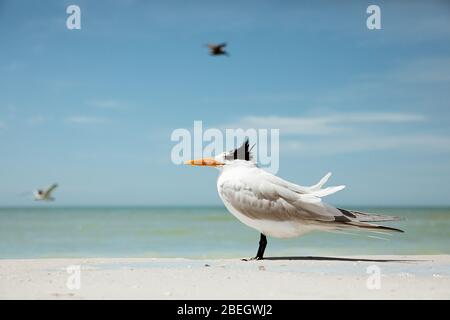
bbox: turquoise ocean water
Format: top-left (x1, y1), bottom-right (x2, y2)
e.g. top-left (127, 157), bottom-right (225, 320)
top-left (0, 207), bottom-right (448, 259)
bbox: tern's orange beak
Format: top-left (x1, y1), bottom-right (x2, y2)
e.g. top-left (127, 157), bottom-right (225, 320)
top-left (184, 157), bottom-right (224, 167)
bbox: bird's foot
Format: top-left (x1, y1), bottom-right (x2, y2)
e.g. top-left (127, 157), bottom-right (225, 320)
top-left (241, 256), bottom-right (264, 262)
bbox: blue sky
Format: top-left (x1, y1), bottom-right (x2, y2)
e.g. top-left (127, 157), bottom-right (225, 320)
top-left (0, 0), bottom-right (449, 206)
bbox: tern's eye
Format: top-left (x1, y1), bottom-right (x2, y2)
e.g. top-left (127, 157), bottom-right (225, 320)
top-left (224, 152), bottom-right (234, 161)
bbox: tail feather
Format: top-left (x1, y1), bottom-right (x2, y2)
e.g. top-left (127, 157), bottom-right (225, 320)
top-left (307, 172), bottom-right (345, 198)
top-left (339, 208), bottom-right (402, 222)
top-left (337, 208), bottom-right (404, 233)
top-left (313, 185), bottom-right (346, 197)
top-left (309, 172), bottom-right (332, 191)
top-left (345, 221), bottom-right (404, 233)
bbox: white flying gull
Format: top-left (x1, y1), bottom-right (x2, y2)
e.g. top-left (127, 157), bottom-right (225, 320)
top-left (33, 183), bottom-right (58, 201)
top-left (185, 140), bottom-right (403, 260)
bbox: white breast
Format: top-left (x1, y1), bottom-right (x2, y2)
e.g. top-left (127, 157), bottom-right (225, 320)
top-left (216, 164), bottom-right (316, 238)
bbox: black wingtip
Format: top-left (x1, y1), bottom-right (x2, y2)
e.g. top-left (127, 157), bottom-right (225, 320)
top-left (381, 226), bottom-right (404, 233)
top-left (346, 221), bottom-right (404, 233)
top-left (371, 225), bottom-right (404, 233)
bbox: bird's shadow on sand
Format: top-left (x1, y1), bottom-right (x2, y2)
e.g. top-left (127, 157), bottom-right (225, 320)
top-left (263, 256), bottom-right (425, 263)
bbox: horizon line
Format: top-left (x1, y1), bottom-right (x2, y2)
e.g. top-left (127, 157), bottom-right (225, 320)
top-left (1, 204), bottom-right (450, 209)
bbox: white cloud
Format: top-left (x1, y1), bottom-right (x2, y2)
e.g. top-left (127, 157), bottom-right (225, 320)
top-left (282, 134), bottom-right (450, 155)
top-left (228, 112), bottom-right (425, 135)
top-left (27, 115), bottom-right (47, 125)
top-left (66, 116), bottom-right (109, 124)
top-left (219, 112), bottom-right (450, 155)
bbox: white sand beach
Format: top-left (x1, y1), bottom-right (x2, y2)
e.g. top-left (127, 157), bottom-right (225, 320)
top-left (0, 255), bottom-right (449, 300)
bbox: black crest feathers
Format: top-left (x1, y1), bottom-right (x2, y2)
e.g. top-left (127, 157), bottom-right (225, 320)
top-left (225, 139), bottom-right (254, 161)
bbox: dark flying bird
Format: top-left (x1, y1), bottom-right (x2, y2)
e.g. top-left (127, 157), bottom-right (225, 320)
top-left (206, 43), bottom-right (229, 56)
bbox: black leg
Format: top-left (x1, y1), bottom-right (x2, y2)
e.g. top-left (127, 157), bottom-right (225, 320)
top-left (255, 233), bottom-right (267, 260)
top-left (242, 233), bottom-right (267, 261)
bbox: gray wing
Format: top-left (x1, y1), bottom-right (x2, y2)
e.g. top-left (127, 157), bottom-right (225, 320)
top-left (44, 184), bottom-right (58, 197)
top-left (219, 171), bottom-right (347, 224)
